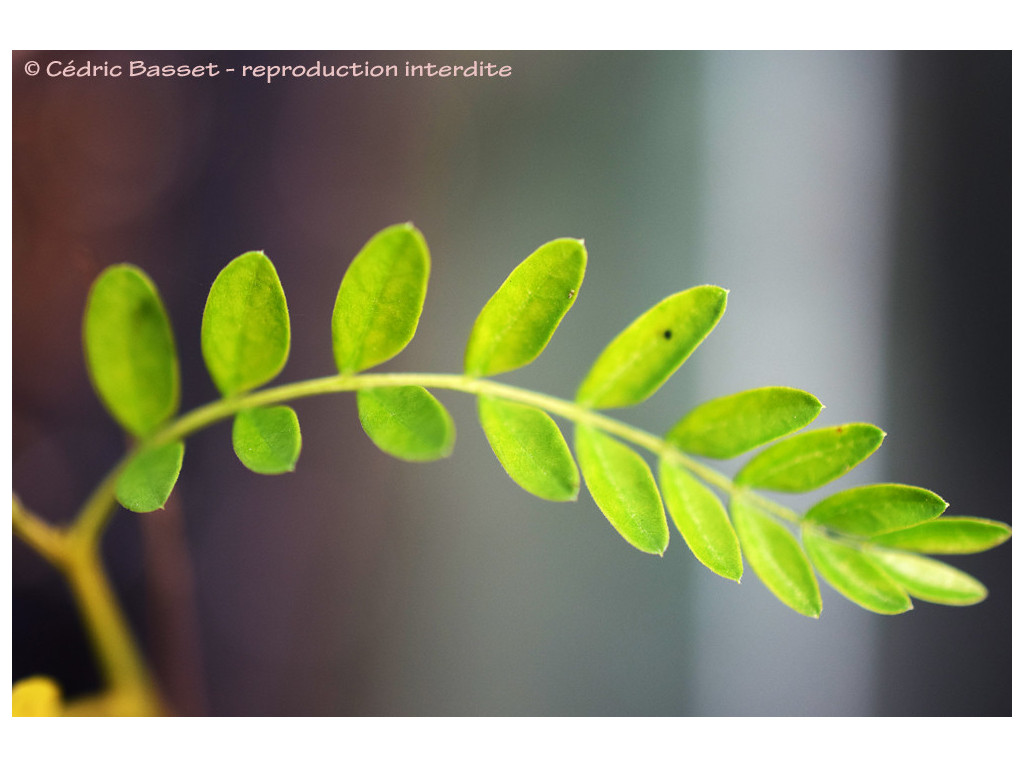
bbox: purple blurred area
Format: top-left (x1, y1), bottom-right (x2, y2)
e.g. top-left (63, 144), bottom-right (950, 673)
top-left (12, 51), bottom-right (1010, 715)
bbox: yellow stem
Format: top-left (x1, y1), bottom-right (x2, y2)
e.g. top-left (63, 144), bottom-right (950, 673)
top-left (63, 541), bottom-right (164, 715)
top-left (13, 495), bottom-right (164, 715)
top-left (13, 495), bottom-right (68, 568)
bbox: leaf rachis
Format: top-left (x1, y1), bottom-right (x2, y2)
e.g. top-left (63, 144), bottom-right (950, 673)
top-left (13, 220), bottom-right (1011, 721)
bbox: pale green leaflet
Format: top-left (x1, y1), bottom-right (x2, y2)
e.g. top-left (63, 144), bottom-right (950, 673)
top-left (74, 223), bottom-right (1010, 617)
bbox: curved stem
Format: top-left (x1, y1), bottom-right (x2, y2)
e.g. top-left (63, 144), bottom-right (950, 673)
top-left (13, 495), bottom-right (164, 715)
top-left (69, 456), bottom-right (132, 545)
top-left (44, 371), bottom-right (803, 585)
top-left (138, 371), bottom-right (803, 524)
top-left (14, 369), bottom-right (805, 716)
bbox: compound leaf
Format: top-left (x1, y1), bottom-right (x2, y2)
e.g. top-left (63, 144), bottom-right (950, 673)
top-left (868, 549), bottom-right (987, 606)
top-left (201, 251), bottom-right (290, 396)
top-left (576, 425), bottom-right (668, 555)
top-left (804, 484), bottom-right (947, 537)
top-left (803, 529), bottom-right (912, 614)
top-left (464, 238), bottom-right (586, 377)
top-left (667, 386), bottom-right (823, 459)
top-left (735, 423), bottom-right (885, 493)
top-left (357, 386), bottom-right (454, 462)
top-left (659, 459), bottom-right (742, 581)
top-left (83, 265), bottom-right (179, 437)
top-left (333, 223), bottom-right (430, 375)
top-left (869, 517), bottom-right (1012, 554)
top-left (232, 406), bottom-right (302, 475)
top-left (478, 396), bottom-right (579, 502)
top-left (116, 441), bottom-right (185, 513)
top-left (576, 286), bottom-right (727, 409)
top-left (732, 495), bottom-right (821, 617)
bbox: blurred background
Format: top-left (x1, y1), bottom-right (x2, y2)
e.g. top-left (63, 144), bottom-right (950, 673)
top-left (12, 50), bottom-right (1010, 716)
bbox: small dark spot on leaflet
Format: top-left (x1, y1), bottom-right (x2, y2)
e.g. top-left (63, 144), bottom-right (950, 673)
top-left (663, 329), bottom-right (672, 340)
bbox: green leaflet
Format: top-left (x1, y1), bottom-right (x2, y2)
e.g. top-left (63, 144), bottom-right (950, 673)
top-left (59, 235), bottom-right (1008, 626)
top-left (575, 425), bottom-right (668, 555)
top-left (116, 441), bottom-right (185, 513)
top-left (464, 238), bottom-right (587, 377)
top-left (659, 459), bottom-right (742, 581)
top-left (333, 223), bottom-right (430, 375)
top-left (803, 530), bottom-right (912, 614)
top-left (576, 286), bottom-right (727, 409)
top-left (357, 386), bottom-right (455, 462)
top-left (734, 423), bottom-right (885, 493)
top-left (868, 549), bottom-right (987, 606)
top-left (232, 406), bottom-right (302, 475)
top-left (667, 387), bottom-right (822, 459)
top-left (731, 495), bottom-right (821, 617)
top-left (478, 396), bottom-right (579, 502)
top-left (804, 484), bottom-right (947, 537)
top-left (201, 251), bottom-right (290, 397)
top-left (869, 517), bottom-right (1012, 554)
top-left (83, 265), bottom-right (180, 437)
